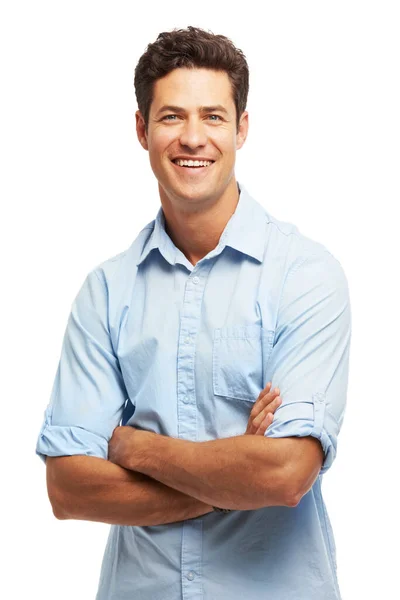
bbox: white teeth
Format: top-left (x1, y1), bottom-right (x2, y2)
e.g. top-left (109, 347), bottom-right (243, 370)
top-left (174, 159), bottom-right (213, 167)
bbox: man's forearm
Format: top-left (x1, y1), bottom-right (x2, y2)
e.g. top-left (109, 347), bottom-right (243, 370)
top-left (127, 433), bottom-right (291, 510)
top-left (48, 455), bottom-right (213, 526)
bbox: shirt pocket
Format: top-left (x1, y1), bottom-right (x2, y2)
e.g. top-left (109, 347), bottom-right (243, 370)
top-left (212, 324), bottom-right (275, 402)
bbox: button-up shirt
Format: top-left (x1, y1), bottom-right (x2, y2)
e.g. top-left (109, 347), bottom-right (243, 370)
top-left (36, 182), bottom-right (351, 600)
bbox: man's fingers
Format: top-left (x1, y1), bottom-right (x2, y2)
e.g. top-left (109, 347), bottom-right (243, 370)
top-left (245, 383), bottom-right (283, 436)
top-left (258, 382), bottom-right (273, 401)
top-left (255, 413), bottom-right (273, 435)
top-left (251, 384), bottom-right (280, 417)
top-left (260, 381), bottom-right (272, 396)
top-left (252, 396), bottom-right (281, 428)
top-left (258, 383), bottom-right (280, 404)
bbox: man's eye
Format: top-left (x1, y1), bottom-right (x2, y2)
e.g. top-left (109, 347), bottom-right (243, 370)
top-left (162, 114), bottom-right (222, 122)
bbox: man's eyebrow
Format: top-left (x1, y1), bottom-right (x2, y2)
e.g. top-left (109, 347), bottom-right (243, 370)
top-left (155, 104), bottom-right (229, 116)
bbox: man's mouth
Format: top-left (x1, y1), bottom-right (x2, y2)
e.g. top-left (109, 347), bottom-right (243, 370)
top-left (171, 158), bottom-right (215, 169)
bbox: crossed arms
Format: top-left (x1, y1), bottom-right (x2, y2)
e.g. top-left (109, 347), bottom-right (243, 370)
top-left (46, 426), bottom-right (323, 526)
top-left (44, 251), bottom-right (349, 527)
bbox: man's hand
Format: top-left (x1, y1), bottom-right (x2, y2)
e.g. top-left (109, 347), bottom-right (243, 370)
top-left (108, 425), bottom-right (149, 471)
top-left (244, 382), bottom-right (281, 435)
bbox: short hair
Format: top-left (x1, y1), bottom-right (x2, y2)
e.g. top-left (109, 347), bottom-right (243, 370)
top-left (134, 26), bottom-right (249, 134)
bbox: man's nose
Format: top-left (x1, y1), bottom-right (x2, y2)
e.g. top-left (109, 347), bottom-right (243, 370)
top-left (179, 117), bottom-right (207, 148)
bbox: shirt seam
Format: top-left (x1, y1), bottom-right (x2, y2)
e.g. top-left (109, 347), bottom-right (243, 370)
top-left (275, 252), bottom-right (318, 341)
top-left (276, 247), bottom-right (336, 323)
top-left (318, 486), bottom-right (340, 596)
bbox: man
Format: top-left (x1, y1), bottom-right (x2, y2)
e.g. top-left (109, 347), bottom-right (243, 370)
top-left (36, 26), bottom-right (351, 600)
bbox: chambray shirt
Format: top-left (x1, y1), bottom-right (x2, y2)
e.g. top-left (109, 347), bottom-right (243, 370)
top-left (35, 182), bottom-right (351, 600)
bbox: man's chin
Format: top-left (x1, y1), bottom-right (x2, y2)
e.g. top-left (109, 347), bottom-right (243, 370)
top-left (162, 179), bottom-right (217, 202)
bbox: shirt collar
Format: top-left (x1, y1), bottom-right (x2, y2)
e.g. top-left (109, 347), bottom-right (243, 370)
top-left (136, 182), bottom-right (267, 267)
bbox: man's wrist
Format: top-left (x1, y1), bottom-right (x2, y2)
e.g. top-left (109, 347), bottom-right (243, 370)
top-left (127, 429), bottom-right (156, 472)
top-left (130, 434), bottom-right (233, 514)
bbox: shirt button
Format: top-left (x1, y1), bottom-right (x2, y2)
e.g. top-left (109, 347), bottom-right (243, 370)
top-left (187, 571), bottom-right (195, 580)
top-left (183, 397), bottom-right (190, 404)
top-left (185, 337), bottom-right (190, 344)
top-left (192, 276), bottom-right (199, 284)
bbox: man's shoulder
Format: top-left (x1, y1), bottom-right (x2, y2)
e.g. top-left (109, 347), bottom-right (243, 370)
top-left (247, 187), bottom-right (330, 258)
top-left (262, 205), bottom-right (336, 268)
top-left (256, 204), bottom-right (349, 315)
top-left (89, 219), bottom-right (156, 285)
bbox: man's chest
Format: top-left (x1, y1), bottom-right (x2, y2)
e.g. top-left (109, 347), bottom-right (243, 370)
top-left (115, 253), bottom-right (282, 439)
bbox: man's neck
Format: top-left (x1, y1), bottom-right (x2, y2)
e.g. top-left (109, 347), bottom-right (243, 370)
top-left (160, 179), bottom-right (240, 266)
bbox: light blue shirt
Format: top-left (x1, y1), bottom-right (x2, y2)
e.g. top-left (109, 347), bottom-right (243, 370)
top-left (36, 182), bottom-right (351, 600)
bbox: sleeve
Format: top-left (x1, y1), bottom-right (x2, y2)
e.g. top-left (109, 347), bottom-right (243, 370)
top-left (35, 269), bottom-right (129, 465)
top-left (264, 250), bottom-right (352, 475)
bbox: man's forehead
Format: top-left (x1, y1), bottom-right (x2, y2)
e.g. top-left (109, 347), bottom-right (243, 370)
top-left (151, 69), bottom-right (235, 114)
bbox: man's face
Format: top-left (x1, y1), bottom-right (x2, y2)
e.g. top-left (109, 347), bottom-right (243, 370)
top-left (136, 67), bottom-right (248, 207)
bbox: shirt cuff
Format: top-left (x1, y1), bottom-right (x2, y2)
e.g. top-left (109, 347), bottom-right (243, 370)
top-left (36, 422), bottom-right (109, 464)
top-left (265, 392), bottom-right (339, 475)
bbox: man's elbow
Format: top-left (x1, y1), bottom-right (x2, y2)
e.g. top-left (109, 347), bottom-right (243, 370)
top-left (51, 491), bottom-right (71, 520)
top-left (46, 456), bottom-right (75, 520)
top-left (279, 437), bottom-right (325, 507)
top-left (280, 478), bottom-right (302, 508)
top-left (283, 466), bottom-right (323, 508)
top-left (259, 467), bottom-right (299, 509)
top-left (52, 504), bottom-right (68, 520)
top-left (273, 462), bottom-right (309, 508)
top-left (46, 485), bottom-right (69, 520)
top-left (285, 489), bottom-right (302, 508)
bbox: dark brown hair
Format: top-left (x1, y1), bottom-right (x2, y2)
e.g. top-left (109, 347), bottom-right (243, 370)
top-left (134, 26), bottom-right (249, 134)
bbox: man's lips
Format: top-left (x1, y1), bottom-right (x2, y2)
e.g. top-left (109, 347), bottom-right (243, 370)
top-left (170, 159), bottom-right (216, 176)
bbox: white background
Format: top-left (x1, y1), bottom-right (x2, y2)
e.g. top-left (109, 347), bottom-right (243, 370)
top-left (2, 1), bottom-right (399, 598)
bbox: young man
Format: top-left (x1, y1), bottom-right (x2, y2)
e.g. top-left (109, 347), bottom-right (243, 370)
top-left (36, 26), bottom-right (351, 600)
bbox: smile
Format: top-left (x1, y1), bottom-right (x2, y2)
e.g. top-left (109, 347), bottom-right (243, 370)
top-left (170, 159), bottom-right (215, 175)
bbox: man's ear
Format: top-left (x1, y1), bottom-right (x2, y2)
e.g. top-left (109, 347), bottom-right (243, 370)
top-left (236, 110), bottom-right (249, 150)
top-left (135, 110), bottom-right (149, 151)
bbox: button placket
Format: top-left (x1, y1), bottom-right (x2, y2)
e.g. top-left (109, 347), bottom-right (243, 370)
top-left (177, 263), bottom-right (213, 600)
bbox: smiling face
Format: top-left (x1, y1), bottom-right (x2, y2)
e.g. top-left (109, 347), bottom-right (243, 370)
top-left (136, 67), bottom-right (248, 211)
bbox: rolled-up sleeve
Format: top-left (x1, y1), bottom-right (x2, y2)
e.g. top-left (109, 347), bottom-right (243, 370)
top-left (35, 269), bottom-right (128, 464)
top-left (265, 250), bottom-right (352, 475)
